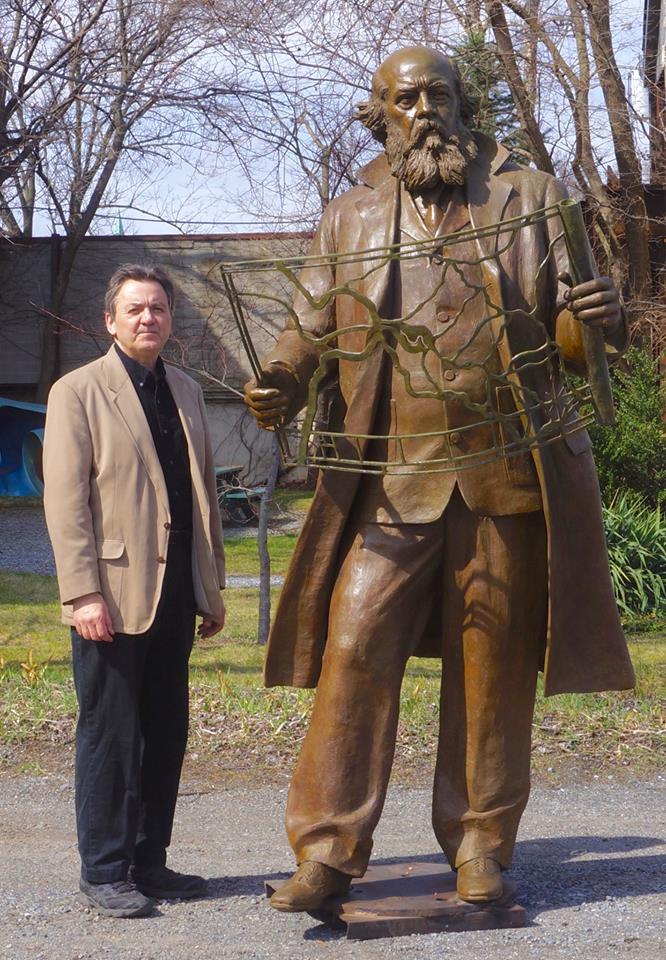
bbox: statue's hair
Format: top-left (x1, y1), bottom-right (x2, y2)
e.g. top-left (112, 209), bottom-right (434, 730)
top-left (355, 56), bottom-right (478, 143)
top-left (104, 263), bottom-right (176, 319)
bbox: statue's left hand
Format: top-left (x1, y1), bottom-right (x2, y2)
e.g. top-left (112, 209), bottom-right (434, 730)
top-left (558, 272), bottom-right (622, 335)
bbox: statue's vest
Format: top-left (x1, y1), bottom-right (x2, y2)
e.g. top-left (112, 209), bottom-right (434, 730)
top-left (356, 189), bottom-right (542, 523)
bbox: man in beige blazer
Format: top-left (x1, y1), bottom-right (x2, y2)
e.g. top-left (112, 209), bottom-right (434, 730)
top-left (43, 264), bottom-right (225, 917)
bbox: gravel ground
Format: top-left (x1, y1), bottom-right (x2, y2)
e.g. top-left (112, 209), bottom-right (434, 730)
top-left (2, 505), bottom-right (665, 956)
top-left (1, 774), bottom-right (664, 960)
top-left (0, 505), bottom-right (285, 587)
top-left (0, 506), bottom-right (56, 577)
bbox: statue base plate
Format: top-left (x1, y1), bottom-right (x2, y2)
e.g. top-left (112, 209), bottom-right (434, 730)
top-left (266, 861), bottom-right (527, 940)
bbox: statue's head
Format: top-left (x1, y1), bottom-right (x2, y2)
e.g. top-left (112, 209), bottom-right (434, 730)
top-left (356, 46), bottom-right (478, 190)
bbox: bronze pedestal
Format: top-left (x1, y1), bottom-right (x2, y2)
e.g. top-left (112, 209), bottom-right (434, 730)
top-left (266, 860), bottom-right (526, 940)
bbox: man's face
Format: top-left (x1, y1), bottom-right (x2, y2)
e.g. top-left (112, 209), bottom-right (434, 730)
top-left (382, 57), bottom-right (459, 146)
top-left (105, 279), bottom-right (172, 367)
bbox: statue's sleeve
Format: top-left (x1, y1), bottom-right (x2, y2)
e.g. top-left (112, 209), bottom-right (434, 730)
top-left (547, 177), bottom-right (628, 372)
top-left (263, 203), bottom-right (338, 415)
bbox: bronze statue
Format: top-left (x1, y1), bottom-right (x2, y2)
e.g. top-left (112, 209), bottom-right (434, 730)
top-left (244, 46), bottom-right (634, 912)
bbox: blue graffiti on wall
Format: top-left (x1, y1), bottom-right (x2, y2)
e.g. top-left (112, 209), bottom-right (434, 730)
top-left (0, 398), bottom-right (47, 496)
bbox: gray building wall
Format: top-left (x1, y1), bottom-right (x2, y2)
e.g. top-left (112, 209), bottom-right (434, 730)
top-left (0, 232), bottom-right (309, 483)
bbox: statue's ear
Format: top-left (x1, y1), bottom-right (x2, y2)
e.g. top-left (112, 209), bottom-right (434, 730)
top-left (355, 99), bottom-right (387, 144)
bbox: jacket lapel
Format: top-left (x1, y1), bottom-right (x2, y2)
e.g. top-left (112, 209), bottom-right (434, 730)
top-left (467, 134), bottom-right (514, 254)
top-left (103, 346), bottom-right (170, 511)
top-left (465, 136), bottom-right (515, 364)
top-left (354, 159), bottom-right (401, 320)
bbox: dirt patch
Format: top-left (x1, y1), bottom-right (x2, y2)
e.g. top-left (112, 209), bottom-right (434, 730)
top-left (0, 738), bottom-right (650, 792)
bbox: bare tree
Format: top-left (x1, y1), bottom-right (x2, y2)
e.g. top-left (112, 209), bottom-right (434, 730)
top-left (438, 0), bottom-right (653, 330)
top-left (208, 0), bottom-right (654, 335)
top-left (0, 0), bottom-right (112, 236)
top-left (0, 0), bottom-right (240, 399)
top-left (204, 1), bottom-right (473, 226)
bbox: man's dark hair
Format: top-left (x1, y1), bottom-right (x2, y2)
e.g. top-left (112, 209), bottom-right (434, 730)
top-left (356, 56), bottom-right (478, 143)
top-left (104, 264), bottom-right (176, 319)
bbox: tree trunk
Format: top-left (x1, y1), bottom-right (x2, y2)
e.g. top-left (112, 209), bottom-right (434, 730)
top-left (36, 233), bottom-right (65, 402)
top-left (585, 0), bottom-right (651, 317)
top-left (486, 1), bottom-right (556, 174)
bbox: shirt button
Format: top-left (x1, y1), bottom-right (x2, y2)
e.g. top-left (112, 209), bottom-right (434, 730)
top-left (444, 369), bottom-right (457, 381)
top-left (157, 555), bottom-right (166, 563)
top-left (449, 431), bottom-right (461, 445)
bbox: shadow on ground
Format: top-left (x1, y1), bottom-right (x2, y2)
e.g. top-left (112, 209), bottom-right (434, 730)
top-left (206, 833), bottom-right (664, 940)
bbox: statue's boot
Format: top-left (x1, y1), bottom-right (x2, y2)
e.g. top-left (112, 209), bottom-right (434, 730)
top-left (270, 861), bottom-right (352, 912)
top-left (456, 857), bottom-right (503, 902)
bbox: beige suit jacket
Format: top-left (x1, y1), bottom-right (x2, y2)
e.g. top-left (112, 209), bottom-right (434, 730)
top-left (43, 345), bottom-right (225, 633)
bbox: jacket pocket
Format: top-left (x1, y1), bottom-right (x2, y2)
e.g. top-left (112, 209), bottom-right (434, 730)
top-left (95, 539), bottom-right (125, 560)
top-left (496, 385), bottom-right (540, 487)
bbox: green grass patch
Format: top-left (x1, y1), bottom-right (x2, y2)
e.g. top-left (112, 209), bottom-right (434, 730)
top-left (0, 571), bottom-right (279, 666)
top-left (224, 535), bottom-right (298, 576)
top-left (272, 487), bottom-right (314, 515)
top-left (0, 497), bottom-right (43, 509)
top-left (1, 568), bottom-right (663, 778)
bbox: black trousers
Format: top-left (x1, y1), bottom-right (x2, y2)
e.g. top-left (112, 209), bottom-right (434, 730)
top-left (71, 537), bottom-right (195, 883)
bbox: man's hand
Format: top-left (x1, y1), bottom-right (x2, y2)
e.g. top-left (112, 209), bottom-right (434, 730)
top-left (558, 273), bottom-right (622, 335)
top-left (197, 598), bottom-right (226, 640)
top-left (72, 593), bottom-right (115, 642)
top-left (244, 364), bottom-right (297, 430)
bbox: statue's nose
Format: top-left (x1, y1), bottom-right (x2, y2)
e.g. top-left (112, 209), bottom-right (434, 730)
top-left (416, 91), bottom-right (436, 116)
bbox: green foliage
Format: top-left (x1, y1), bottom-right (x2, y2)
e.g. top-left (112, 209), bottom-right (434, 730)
top-left (450, 26), bottom-right (529, 163)
top-left (591, 347), bottom-right (666, 506)
top-left (603, 492), bottom-right (666, 616)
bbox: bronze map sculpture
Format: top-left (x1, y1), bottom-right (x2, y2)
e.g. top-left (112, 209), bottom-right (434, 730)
top-left (243, 46), bottom-right (635, 915)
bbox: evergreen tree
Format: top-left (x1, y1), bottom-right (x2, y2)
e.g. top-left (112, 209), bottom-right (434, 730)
top-left (450, 26), bottom-right (530, 164)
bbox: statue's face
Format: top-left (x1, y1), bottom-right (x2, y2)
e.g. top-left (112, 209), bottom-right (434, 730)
top-left (380, 52), bottom-right (459, 147)
top-left (373, 49), bottom-right (475, 191)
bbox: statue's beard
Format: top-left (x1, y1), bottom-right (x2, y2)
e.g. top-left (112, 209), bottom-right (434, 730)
top-left (384, 118), bottom-right (478, 190)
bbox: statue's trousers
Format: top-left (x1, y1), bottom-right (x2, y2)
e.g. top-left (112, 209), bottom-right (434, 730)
top-left (285, 488), bottom-right (548, 874)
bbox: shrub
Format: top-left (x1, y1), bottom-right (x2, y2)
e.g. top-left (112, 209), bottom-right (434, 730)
top-left (590, 347), bottom-right (666, 506)
top-left (603, 491), bottom-right (666, 617)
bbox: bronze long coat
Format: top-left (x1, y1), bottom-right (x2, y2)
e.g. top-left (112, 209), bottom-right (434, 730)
top-left (263, 133), bottom-right (635, 696)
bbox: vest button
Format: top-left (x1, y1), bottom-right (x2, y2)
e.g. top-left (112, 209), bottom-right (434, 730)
top-left (449, 431), bottom-right (461, 445)
top-left (157, 555), bottom-right (166, 564)
top-left (444, 369), bottom-right (457, 381)
top-left (164, 522), bottom-right (171, 530)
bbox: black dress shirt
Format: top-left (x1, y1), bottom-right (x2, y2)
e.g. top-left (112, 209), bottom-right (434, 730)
top-left (115, 344), bottom-right (193, 531)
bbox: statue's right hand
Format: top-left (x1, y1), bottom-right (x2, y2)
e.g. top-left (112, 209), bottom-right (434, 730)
top-left (243, 364), bottom-right (297, 430)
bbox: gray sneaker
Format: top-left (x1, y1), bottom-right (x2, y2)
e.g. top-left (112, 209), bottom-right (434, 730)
top-left (79, 878), bottom-right (154, 918)
top-left (130, 865), bottom-right (207, 900)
